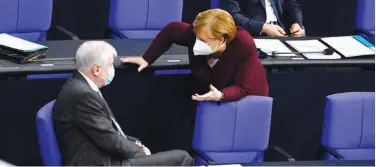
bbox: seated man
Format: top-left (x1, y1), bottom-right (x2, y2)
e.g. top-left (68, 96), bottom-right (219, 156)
top-left (52, 41), bottom-right (193, 166)
top-left (222, 0), bottom-right (305, 37)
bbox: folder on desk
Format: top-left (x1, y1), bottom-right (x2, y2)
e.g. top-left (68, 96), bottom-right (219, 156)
top-left (254, 39), bottom-right (296, 57)
top-left (285, 40), bottom-right (342, 59)
top-left (321, 36), bottom-right (375, 58)
top-left (0, 33), bottom-right (48, 64)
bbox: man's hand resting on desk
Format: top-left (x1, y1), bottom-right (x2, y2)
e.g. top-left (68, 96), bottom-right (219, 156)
top-left (290, 23), bottom-right (305, 37)
top-left (261, 24), bottom-right (287, 37)
top-left (120, 57), bottom-right (149, 72)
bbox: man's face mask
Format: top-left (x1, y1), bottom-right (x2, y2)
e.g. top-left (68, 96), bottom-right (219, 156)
top-left (99, 65), bottom-right (115, 86)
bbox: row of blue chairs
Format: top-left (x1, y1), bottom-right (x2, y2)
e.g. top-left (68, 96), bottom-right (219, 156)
top-left (36, 92), bottom-right (374, 165)
top-left (1, 0), bottom-right (373, 41)
top-left (0, 0), bottom-right (183, 41)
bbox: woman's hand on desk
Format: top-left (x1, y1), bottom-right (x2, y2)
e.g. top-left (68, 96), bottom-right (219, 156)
top-left (192, 85), bottom-right (223, 101)
top-left (120, 57), bottom-right (149, 72)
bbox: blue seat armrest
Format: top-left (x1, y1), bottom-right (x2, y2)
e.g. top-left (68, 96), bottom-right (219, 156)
top-left (193, 149), bottom-right (216, 165)
top-left (54, 25), bottom-right (79, 40)
top-left (107, 28), bottom-right (128, 39)
top-left (323, 146), bottom-right (345, 160)
top-left (271, 145), bottom-right (296, 161)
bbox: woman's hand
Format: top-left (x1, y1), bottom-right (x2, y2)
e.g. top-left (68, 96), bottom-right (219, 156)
top-left (192, 85), bottom-right (223, 101)
top-left (120, 57), bottom-right (149, 72)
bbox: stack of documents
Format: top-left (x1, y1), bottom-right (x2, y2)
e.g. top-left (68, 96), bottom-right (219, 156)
top-left (321, 36), bottom-right (375, 57)
top-left (285, 40), bottom-right (341, 59)
top-left (0, 33), bottom-right (47, 52)
top-left (0, 33), bottom-right (48, 63)
top-left (254, 39), bottom-right (296, 57)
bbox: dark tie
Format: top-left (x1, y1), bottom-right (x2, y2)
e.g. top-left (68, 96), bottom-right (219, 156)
top-left (270, 0), bottom-right (286, 31)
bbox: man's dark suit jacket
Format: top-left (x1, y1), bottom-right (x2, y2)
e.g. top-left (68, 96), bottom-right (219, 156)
top-left (52, 71), bottom-right (145, 166)
top-left (221, 0), bottom-right (304, 36)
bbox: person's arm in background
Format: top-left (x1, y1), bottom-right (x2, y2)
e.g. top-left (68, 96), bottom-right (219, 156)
top-left (142, 22), bottom-right (193, 64)
top-left (120, 22), bottom-right (193, 71)
top-left (283, 0), bottom-right (305, 36)
top-left (221, 0), bottom-right (265, 36)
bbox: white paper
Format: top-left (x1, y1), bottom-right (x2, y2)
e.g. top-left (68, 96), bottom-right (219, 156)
top-left (254, 39), bottom-right (296, 57)
top-left (285, 40), bottom-right (342, 59)
top-left (0, 33), bottom-right (47, 52)
top-left (321, 36), bottom-right (375, 57)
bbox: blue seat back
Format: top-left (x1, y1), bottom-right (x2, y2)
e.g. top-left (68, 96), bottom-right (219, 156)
top-left (211, 0), bottom-right (220, 8)
top-left (322, 92), bottom-right (375, 160)
top-left (193, 96), bottom-right (273, 165)
top-left (36, 100), bottom-right (62, 166)
top-left (0, 0), bottom-right (53, 41)
top-left (356, 0), bottom-right (375, 32)
top-left (108, 0), bottom-right (183, 39)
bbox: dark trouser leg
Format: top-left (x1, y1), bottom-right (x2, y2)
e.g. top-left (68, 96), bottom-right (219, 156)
top-left (128, 150), bottom-right (193, 166)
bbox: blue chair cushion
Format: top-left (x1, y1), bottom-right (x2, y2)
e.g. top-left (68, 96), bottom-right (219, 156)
top-left (146, 0), bottom-right (183, 29)
top-left (9, 32), bottom-right (47, 42)
top-left (195, 151), bottom-right (263, 165)
top-left (109, 0), bottom-right (149, 30)
top-left (356, 0), bottom-right (375, 32)
top-left (193, 96), bottom-right (273, 164)
top-left (118, 30), bottom-right (160, 39)
top-left (109, 0), bottom-right (182, 39)
top-left (0, 0), bottom-right (52, 41)
top-left (36, 100), bottom-right (61, 166)
top-left (211, 0), bottom-right (220, 8)
top-left (325, 149), bottom-right (375, 160)
top-left (322, 92), bottom-right (375, 160)
top-left (0, 0), bottom-right (18, 33)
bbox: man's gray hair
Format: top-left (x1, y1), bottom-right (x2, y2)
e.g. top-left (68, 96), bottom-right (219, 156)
top-left (76, 41), bottom-right (117, 72)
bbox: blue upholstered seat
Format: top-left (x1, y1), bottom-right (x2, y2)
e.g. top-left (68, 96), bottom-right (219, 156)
top-left (0, 0), bottom-right (53, 41)
top-left (36, 100), bottom-right (61, 166)
top-left (322, 92), bottom-right (375, 160)
top-left (108, 0), bottom-right (183, 39)
top-left (355, 0), bottom-right (375, 44)
top-left (193, 96), bottom-right (274, 165)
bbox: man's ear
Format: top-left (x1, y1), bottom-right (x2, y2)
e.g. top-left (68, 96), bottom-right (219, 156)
top-left (92, 65), bottom-right (100, 77)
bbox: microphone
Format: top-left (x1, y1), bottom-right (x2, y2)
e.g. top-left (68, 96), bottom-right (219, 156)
top-left (271, 48), bottom-right (335, 57)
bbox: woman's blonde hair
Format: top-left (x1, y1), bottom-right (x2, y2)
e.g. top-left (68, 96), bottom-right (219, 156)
top-left (193, 9), bottom-right (236, 43)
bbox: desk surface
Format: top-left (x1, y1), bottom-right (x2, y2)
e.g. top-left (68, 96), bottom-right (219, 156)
top-left (0, 38), bottom-right (374, 74)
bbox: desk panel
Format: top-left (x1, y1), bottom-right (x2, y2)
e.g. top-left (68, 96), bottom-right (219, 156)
top-left (0, 38), bottom-right (374, 74)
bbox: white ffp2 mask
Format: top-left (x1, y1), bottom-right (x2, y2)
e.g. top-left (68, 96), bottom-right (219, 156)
top-left (193, 38), bottom-right (213, 56)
